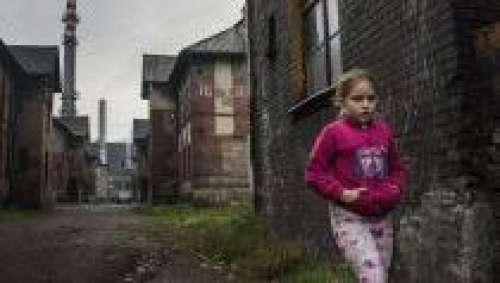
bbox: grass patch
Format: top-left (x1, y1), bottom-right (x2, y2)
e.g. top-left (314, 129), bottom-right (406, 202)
top-left (138, 204), bottom-right (355, 282)
top-left (283, 263), bottom-right (356, 283)
top-left (0, 208), bottom-right (40, 222)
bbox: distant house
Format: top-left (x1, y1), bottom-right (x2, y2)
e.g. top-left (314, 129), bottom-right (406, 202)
top-left (168, 20), bottom-right (251, 204)
top-left (7, 44), bottom-right (61, 208)
top-left (90, 142), bottom-right (134, 203)
top-left (106, 143), bottom-right (133, 203)
top-left (132, 118), bottom-right (150, 203)
top-left (141, 55), bottom-right (177, 203)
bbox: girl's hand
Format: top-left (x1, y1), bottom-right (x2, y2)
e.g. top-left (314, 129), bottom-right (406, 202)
top-left (340, 188), bottom-right (367, 203)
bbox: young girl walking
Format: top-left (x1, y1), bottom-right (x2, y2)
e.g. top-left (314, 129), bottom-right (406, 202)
top-left (305, 68), bottom-right (407, 283)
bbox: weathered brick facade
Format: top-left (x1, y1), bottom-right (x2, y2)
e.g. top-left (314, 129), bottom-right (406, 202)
top-left (150, 104), bottom-right (177, 202)
top-left (0, 41), bottom-right (20, 205)
top-left (52, 116), bottom-right (95, 203)
top-left (13, 84), bottom-right (53, 207)
top-left (49, 121), bottom-right (72, 201)
top-left (247, 0), bottom-right (499, 282)
top-left (132, 119), bottom-right (150, 203)
top-left (172, 21), bottom-right (251, 204)
top-left (7, 45), bottom-right (61, 209)
top-left (142, 55), bottom-right (178, 203)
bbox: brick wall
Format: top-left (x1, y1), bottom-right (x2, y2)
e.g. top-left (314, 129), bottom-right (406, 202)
top-left (13, 85), bottom-right (44, 208)
top-left (247, 0), bottom-right (336, 257)
top-left (11, 80), bottom-right (57, 208)
top-left (0, 57), bottom-right (13, 204)
top-left (178, 58), bottom-right (251, 204)
top-left (247, 0), bottom-right (500, 281)
top-left (49, 124), bottom-right (71, 202)
top-left (150, 109), bottom-right (177, 202)
top-left (147, 83), bottom-right (178, 203)
top-left (338, 1), bottom-right (500, 281)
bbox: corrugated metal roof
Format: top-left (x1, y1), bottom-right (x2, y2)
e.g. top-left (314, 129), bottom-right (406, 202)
top-left (142, 55), bottom-right (177, 83)
top-left (167, 19), bottom-right (246, 90)
top-left (185, 19), bottom-right (246, 54)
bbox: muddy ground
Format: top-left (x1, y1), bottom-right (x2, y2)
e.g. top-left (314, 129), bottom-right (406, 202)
top-left (0, 204), bottom-right (234, 283)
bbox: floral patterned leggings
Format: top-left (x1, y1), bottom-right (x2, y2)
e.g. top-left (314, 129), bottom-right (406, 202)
top-left (329, 204), bottom-right (394, 283)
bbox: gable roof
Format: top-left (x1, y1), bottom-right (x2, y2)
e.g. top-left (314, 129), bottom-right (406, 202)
top-left (0, 39), bottom-right (27, 78)
top-left (184, 19), bottom-right (246, 55)
top-left (168, 19), bottom-right (246, 91)
top-left (8, 45), bottom-right (61, 92)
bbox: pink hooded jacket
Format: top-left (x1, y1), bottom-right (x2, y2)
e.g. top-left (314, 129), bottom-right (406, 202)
top-left (305, 115), bottom-right (407, 216)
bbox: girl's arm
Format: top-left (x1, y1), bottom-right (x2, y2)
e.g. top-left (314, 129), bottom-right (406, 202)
top-left (304, 124), bottom-right (344, 202)
top-left (386, 132), bottom-right (407, 192)
top-left (373, 127), bottom-right (407, 213)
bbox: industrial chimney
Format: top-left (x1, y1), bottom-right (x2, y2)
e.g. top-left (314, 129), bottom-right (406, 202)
top-left (98, 99), bottom-right (107, 165)
top-left (61, 0), bottom-right (79, 117)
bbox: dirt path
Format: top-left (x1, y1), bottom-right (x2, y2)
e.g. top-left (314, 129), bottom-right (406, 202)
top-left (0, 204), bottom-right (233, 283)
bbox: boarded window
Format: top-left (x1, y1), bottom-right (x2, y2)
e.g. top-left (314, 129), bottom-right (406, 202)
top-left (215, 116), bottom-right (234, 136)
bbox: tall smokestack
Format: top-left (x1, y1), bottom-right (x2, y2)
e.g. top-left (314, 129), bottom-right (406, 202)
top-left (98, 99), bottom-right (107, 165)
top-left (61, 0), bottom-right (79, 117)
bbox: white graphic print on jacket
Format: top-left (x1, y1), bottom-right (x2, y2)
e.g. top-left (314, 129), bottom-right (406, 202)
top-left (354, 146), bottom-right (388, 178)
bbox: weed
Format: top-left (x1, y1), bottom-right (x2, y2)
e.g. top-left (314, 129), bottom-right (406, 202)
top-left (138, 204), bottom-right (356, 282)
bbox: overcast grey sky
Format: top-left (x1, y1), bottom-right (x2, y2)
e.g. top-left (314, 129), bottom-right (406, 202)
top-left (0, 0), bottom-right (245, 142)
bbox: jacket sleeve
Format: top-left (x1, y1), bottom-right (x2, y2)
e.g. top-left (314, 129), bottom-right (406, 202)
top-left (304, 125), bottom-right (344, 202)
top-left (374, 127), bottom-right (407, 212)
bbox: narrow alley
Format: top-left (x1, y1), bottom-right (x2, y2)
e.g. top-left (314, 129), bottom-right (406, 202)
top-left (1, 0), bottom-right (499, 282)
top-left (0, 204), bottom-right (234, 283)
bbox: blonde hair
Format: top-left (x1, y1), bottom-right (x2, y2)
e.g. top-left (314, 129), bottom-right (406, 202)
top-left (332, 68), bottom-right (377, 108)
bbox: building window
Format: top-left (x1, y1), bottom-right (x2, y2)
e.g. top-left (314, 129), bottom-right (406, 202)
top-left (304, 0), bottom-right (342, 95)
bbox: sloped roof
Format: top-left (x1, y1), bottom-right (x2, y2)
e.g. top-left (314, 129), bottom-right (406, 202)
top-left (133, 119), bottom-right (150, 142)
top-left (184, 19), bottom-right (246, 54)
top-left (8, 45), bottom-right (61, 91)
top-left (0, 39), bottom-right (26, 76)
top-left (141, 55), bottom-right (176, 99)
top-left (54, 116), bottom-right (90, 140)
top-left (142, 55), bottom-right (177, 83)
top-left (168, 19), bottom-right (246, 90)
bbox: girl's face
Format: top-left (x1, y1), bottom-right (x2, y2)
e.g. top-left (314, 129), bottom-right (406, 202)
top-left (342, 78), bottom-right (377, 125)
